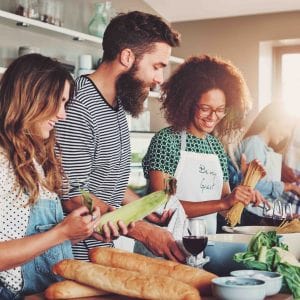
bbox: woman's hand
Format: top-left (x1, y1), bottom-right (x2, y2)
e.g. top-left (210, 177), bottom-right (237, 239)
top-left (284, 182), bottom-right (300, 196)
top-left (145, 209), bottom-right (174, 226)
top-left (225, 185), bottom-right (268, 209)
top-left (56, 206), bottom-right (101, 243)
top-left (224, 185), bottom-right (256, 209)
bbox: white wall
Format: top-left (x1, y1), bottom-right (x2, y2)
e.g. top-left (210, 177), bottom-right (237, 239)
top-left (172, 11), bottom-right (300, 115)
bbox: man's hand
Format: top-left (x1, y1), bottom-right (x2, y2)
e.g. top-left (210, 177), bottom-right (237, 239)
top-left (128, 221), bottom-right (186, 262)
top-left (92, 220), bottom-right (135, 243)
top-left (143, 226), bottom-right (186, 262)
top-left (145, 209), bottom-right (174, 226)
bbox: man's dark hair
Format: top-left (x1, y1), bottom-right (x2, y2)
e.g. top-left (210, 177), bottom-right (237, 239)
top-left (102, 11), bottom-right (180, 62)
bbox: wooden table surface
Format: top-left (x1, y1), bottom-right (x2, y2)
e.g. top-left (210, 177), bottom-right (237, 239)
top-left (25, 292), bottom-right (294, 300)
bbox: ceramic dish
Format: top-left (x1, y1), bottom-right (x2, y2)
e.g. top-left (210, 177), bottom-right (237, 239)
top-left (222, 225), bottom-right (277, 235)
top-left (230, 270), bottom-right (282, 296)
top-left (212, 276), bottom-right (266, 300)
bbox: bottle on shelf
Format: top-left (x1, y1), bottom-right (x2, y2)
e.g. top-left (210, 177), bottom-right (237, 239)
top-left (39, 0), bottom-right (63, 26)
top-left (88, 1), bottom-right (113, 38)
top-left (15, 0), bottom-right (39, 19)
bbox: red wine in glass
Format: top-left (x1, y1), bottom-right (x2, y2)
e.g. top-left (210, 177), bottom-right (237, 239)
top-left (183, 235), bottom-right (208, 256)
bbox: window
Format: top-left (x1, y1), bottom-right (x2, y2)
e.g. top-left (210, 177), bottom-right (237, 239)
top-left (273, 46), bottom-right (300, 116)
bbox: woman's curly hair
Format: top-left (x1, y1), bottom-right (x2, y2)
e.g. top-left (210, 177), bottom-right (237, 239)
top-left (161, 55), bottom-right (251, 138)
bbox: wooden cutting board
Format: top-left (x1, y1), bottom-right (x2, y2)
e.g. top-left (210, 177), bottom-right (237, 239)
top-left (25, 293), bottom-right (293, 300)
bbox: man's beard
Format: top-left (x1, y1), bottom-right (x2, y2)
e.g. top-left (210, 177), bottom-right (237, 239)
top-left (116, 64), bottom-right (151, 118)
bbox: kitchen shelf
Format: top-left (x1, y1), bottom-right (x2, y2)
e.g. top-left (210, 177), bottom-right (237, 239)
top-left (0, 9), bottom-right (184, 63)
top-left (0, 9), bottom-right (102, 46)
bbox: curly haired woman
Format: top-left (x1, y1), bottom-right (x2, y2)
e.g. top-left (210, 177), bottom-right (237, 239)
top-left (142, 55), bottom-right (264, 237)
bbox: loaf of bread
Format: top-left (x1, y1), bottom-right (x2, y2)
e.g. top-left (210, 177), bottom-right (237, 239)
top-left (53, 259), bottom-right (200, 300)
top-left (89, 247), bottom-right (216, 295)
top-left (44, 280), bottom-right (108, 299)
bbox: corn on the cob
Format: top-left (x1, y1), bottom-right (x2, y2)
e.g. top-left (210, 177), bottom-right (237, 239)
top-left (95, 178), bottom-right (176, 234)
top-left (80, 189), bottom-right (94, 214)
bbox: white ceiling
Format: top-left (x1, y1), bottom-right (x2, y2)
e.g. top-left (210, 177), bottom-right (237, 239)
top-left (143, 0), bottom-right (300, 22)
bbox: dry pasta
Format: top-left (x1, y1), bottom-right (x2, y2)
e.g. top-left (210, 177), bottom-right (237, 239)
top-left (226, 160), bottom-right (266, 227)
top-left (276, 218), bottom-right (300, 233)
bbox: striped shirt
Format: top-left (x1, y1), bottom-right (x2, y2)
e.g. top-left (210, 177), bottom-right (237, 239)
top-left (55, 76), bottom-right (130, 260)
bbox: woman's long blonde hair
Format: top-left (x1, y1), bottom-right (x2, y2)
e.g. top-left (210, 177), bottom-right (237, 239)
top-left (0, 54), bottom-right (74, 204)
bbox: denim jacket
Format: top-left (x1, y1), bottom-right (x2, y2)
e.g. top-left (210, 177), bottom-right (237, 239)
top-left (0, 197), bottom-right (73, 299)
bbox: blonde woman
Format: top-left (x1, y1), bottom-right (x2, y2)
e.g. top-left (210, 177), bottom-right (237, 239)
top-left (234, 102), bottom-right (300, 222)
top-left (0, 54), bottom-right (103, 298)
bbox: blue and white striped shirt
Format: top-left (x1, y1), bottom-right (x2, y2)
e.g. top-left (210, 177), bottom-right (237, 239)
top-left (56, 76), bottom-right (131, 260)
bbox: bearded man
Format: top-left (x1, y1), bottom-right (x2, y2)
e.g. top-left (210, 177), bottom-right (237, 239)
top-left (55, 11), bottom-right (185, 262)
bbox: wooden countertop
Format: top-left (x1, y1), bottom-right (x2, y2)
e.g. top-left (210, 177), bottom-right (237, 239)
top-left (25, 292), bottom-right (293, 300)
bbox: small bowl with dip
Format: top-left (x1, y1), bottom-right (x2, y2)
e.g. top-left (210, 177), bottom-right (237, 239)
top-left (230, 270), bottom-right (283, 296)
top-left (211, 276), bottom-right (266, 300)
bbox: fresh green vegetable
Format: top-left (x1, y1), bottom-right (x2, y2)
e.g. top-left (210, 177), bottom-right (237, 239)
top-left (233, 231), bottom-right (300, 299)
top-left (80, 189), bottom-right (94, 214)
top-left (274, 247), bottom-right (300, 267)
top-left (95, 178), bottom-right (176, 234)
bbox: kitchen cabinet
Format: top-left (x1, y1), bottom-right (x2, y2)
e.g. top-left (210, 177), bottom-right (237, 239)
top-left (0, 9), bottom-right (183, 73)
top-left (0, 7), bottom-right (183, 131)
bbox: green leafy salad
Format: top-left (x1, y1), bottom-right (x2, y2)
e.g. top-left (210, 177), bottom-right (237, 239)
top-left (233, 231), bottom-right (300, 299)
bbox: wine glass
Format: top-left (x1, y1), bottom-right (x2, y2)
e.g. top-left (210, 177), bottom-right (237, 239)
top-left (183, 218), bottom-right (208, 268)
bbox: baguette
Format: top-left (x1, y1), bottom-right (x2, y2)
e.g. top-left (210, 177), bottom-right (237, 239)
top-left (53, 259), bottom-right (200, 300)
top-left (44, 280), bottom-right (108, 299)
top-left (89, 247), bottom-right (216, 295)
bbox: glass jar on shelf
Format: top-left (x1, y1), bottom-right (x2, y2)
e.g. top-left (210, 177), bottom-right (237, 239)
top-left (15, 0), bottom-right (39, 19)
top-left (39, 0), bottom-right (63, 26)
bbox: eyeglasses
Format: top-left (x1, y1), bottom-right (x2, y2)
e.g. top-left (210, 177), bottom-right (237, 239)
top-left (196, 105), bottom-right (227, 119)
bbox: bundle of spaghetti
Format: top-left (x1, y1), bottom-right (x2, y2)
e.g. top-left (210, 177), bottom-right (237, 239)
top-left (226, 160), bottom-right (266, 227)
top-left (276, 218), bottom-right (300, 233)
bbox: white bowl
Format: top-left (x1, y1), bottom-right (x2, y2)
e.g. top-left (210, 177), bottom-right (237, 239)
top-left (230, 270), bottom-right (282, 296)
top-left (212, 276), bottom-right (266, 300)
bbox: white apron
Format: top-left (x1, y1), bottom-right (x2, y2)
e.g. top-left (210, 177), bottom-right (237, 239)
top-left (164, 131), bottom-right (224, 239)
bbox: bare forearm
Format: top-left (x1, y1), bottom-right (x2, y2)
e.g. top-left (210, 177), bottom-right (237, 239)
top-left (0, 227), bottom-right (65, 271)
top-left (126, 220), bottom-right (153, 242)
top-left (181, 199), bottom-right (228, 218)
top-left (123, 187), bottom-right (140, 205)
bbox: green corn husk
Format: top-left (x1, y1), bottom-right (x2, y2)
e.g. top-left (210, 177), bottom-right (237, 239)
top-left (95, 178), bottom-right (176, 234)
top-left (80, 189), bottom-right (94, 214)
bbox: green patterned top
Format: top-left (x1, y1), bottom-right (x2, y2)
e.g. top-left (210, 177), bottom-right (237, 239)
top-left (142, 127), bottom-right (229, 181)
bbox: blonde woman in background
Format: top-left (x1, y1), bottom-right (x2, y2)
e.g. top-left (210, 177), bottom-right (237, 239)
top-left (234, 101), bottom-right (300, 223)
top-left (0, 54), bottom-right (103, 299)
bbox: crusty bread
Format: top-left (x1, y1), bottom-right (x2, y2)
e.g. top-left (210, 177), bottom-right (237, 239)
top-left (44, 280), bottom-right (108, 299)
top-left (89, 247), bottom-right (216, 295)
top-left (53, 259), bottom-right (200, 300)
